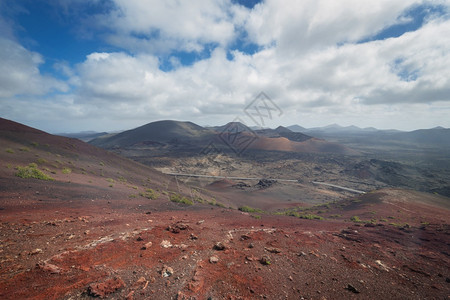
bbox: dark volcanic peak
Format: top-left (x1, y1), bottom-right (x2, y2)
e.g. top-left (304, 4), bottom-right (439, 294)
top-left (275, 126), bottom-right (292, 133)
top-left (215, 121), bottom-right (253, 133)
top-left (90, 120), bottom-right (214, 148)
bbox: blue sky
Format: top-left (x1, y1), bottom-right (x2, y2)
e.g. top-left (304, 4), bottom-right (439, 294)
top-left (1, 0), bottom-right (450, 133)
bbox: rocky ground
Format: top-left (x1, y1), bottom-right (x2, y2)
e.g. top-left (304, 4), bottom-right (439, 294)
top-left (1, 119), bottom-right (449, 299)
top-left (1, 183), bottom-right (449, 299)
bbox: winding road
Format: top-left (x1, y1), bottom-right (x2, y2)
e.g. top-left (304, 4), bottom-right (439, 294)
top-left (164, 172), bottom-right (366, 194)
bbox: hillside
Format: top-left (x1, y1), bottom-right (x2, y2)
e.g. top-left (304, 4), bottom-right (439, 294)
top-left (0, 118), bottom-right (449, 299)
top-left (90, 120), bottom-right (215, 148)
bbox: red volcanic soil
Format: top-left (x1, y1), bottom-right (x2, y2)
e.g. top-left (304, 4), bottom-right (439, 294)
top-left (1, 118), bottom-right (449, 299)
top-left (249, 136), bottom-right (359, 155)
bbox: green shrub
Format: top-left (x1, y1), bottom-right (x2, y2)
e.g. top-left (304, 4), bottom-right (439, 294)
top-left (106, 178), bottom-right (115, 183)
top-left (170, 193), bottom-right (193, 205)
top-left (5, 148), bottom-right (14, 154)
top-left (31, 142), bottom-right (39, 147)
top-left (140, 188), bottom-right (159, 200)
top-left (15, 165), bottom-right (54, 181)
top-left (99, 161), bottom-right (105, 166)
top-left (62, 168), bottom-right (72, 174)
top-left (238, 205), bottom-right (264, 213)
top-left (350, 216), bottom-right (362, 223)
top-left (299, 214), bottom-right (324, 220)
top-left (28, 162), bottom-right (38, 168)
top-left (19, 147), bottom-right (30, 152)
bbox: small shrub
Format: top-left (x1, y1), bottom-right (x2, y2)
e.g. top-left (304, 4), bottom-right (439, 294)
top-left (99, 162), bottom-right (105, 166)
top-left (350, 216), bottom-right (362, 223)
top-left (299, 214), bottom-right (324, 220)
top-left (62, 168), bottom-right (72, 174)
top-left (28, 162), bottom-right (38, 168)
top-left (238, 205), bottom-right (264, 213)
top-left (19, 147), bottom-right (30, 152)
top-left (5, 148), bottom-right (14, 154)
top-left (31, 142), bottom-right (39, 147)
top-left (140, 188), bottom-right (159, 200)
top-left (252, 215), bottom-right (261, 219)
top-left (129, 194), bottom-right (137, 198)
top-left (15, 165), bottom-right (54, 181)
top-left (170, 193), bottom-right (193, 205)
top-left (106, 178), bottom-right (115, 183)
top-left (109, 184), bottom-right (114, 188)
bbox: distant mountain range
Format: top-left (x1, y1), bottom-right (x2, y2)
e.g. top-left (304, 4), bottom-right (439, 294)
top-left (287, 124), bottom-right (450, 147)
top-left (90, 120), bottom-right (358, 155)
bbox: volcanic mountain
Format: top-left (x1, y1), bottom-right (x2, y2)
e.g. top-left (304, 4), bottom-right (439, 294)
top-left (92, 120), bottom-right (358, 155)
top-left (90, 120), bottom-right (215, 148)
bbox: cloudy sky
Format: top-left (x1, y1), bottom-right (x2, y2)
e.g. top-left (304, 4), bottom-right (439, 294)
top-left (1, 0), bottom-right (450, 133)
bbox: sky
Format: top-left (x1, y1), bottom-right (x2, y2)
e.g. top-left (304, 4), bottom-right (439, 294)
top-left (1, 0), bottom-right (450, 133)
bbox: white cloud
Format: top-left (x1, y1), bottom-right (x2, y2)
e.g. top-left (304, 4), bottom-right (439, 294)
top-left (2, 0), bottom-right (450, 132)
top-left (0, 37), bottom-right (68, 98)
top-left (95, 0), bottom-right (247, 54)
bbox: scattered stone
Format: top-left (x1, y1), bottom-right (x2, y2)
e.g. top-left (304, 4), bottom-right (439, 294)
top-left (248, 243), bottom-right (254, 249)
top-left (161, 265), bottom-right (174, 278)
top-left (298, 251), bottom-right (307, 257)
top-left (240, 234), bottom-right (251, 240)
top-left (213, 242), bottom-right (226, 251)
top-left (289, 276), bottom-right (293, 281)
top-left (209, 256), bottom-right (219, 264)
top-left (145, 211), bottom-right (152, 214)
top-left (84, 230), bottom-right (90, 235)
top-left (168, 223), bottom-right (190, 233)
top-left (375, 260), bottom-right (390, 272)
top-left (88, 277), bottom-right (125, 298)
top-left (160, 240), bottom-right (173, 248)
top-left (346, 284), bottom-right (360, 294)
top-left (137, 236), bottom-right (144, 241)
top-left (36, 262), bottom-right (61, 274)
top-left (190, 233), bottom-right (198, 240)
top-left (141, 242), bottom-right (152, 250)
top-left (136, 277), bottom-right (146, 285)
top-left (30, 248), bottom-right (43, 255)
top-left (264, 247), bottom-right (281, 254)
top-left (196, 220), bottom-right (204, 225)
top-left (256, 179), bottom-right (276, 189)
top-left (260, 256), bottom-right (271, 265)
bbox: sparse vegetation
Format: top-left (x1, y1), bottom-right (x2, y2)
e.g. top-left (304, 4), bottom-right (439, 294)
top-left (5, 148), bottom-right (14, 154)
top-left (350, 216), bottom-right (362, 223)
top-left (15, 165), bottom-right (54, 181)
top-left (238, 205), bottom-right (264, 213)
top-left (106, 178), bottom-right (115, 183)
top-left (19, 147), bottom-right (30, 152)
top-left (99, 161), bottom-right (105, 166)
top-left (62, 168), bottom-right (72, 174)
top-left (170, 193), bottom-right (193, 205)
top-left (299, 214), bottom-right (324, 220)
top-left (140, 188), bottom-right (159, 200)
top-left (31, 142), bottom-right (39, 147)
